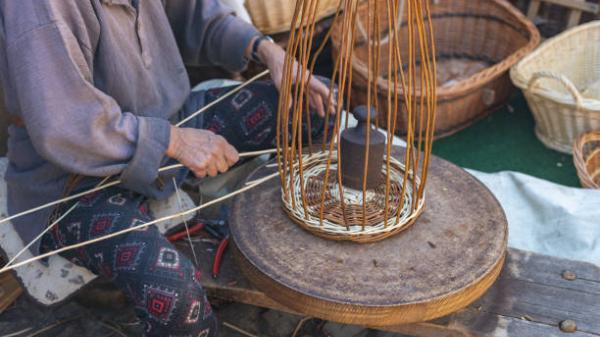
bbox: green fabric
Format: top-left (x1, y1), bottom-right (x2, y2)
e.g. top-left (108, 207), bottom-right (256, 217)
top-left (432, 94), bottom-right (580, 187)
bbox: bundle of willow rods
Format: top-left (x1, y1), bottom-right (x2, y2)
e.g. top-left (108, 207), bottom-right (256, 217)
top-left (276, 0), bottom-right (437, 242)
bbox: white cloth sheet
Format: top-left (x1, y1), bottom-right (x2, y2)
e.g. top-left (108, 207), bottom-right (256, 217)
top-left (467, 170), bottom-right (600, 266)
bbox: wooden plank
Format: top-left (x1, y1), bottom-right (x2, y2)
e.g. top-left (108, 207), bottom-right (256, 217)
top-left (526, 0), bottom-right (599, 29)
top-left (527, 0), bottom-right (542, 20)
top-left (0, 272), bottom-right (22, 314)
top-left (177, 236), bottom-right (600, 337)
top-left (567, 0), bottom-right (586, 28)
top-left (542, 0), bottom-right (598, 13)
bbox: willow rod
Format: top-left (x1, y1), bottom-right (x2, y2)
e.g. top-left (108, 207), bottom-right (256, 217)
top-left (0, 171), bottom-right (280, 274)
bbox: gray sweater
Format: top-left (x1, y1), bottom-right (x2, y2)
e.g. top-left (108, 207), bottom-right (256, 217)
top-left (0, 0), bottom-right (260, 253)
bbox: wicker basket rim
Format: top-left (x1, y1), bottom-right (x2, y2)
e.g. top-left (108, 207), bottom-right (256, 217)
top-left (342, 0), bottom-right (540, 100)
top-left (573, 130), bottom-right (600, 189)
top-left (511, 21), bottom-right (600, 110)
top-left (522, 90), bottom-right (600, 112)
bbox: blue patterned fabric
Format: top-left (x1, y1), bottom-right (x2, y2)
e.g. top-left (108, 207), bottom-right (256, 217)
top-left (198, 80), bottom-right (331, 152)
top-left (39, 80), bottom-right (332, 336)
top-left (41, 187), bottom-right (218, 337)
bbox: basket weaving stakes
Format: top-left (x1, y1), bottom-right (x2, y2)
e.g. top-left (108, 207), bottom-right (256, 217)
top-left (230, 0), bottom-right (507, 325)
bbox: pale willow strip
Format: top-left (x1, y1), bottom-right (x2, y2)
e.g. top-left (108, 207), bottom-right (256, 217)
top-left (0, 148), bottom-right (278, 228)
top-left (0, 171), bottom-right (280, 274)
top-left (0, 148), bottom-right (277, 271)
top-left (0, 69), bottom-right (275, 273)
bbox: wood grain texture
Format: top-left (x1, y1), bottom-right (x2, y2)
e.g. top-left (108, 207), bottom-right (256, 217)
top-left (227, 150), bottom-right (508, 326)
top-left (183, 243), bottom-right (600, 337)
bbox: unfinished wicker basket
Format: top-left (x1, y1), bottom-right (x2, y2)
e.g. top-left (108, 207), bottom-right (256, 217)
top-left (331, 0), bottom-right (540, 138)
top-left (511, 21), bottom-right (600, 153)
top-left (573, 131), bottom-right (600, 188)
top-left (244, 0), bottom-right (340, 34)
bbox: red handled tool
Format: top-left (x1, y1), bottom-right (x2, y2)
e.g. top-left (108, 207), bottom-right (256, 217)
top-left (166, 209), bottom-right (230, 279)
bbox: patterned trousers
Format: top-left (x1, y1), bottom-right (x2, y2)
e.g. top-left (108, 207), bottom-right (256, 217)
top-left (40, 80), bottom-right (331, 337)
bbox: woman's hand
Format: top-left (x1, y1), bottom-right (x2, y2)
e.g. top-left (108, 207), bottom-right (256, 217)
top-left (256, 38), bottom-right (334, 118)
top-left (166, 126), bottom-right (239, 178)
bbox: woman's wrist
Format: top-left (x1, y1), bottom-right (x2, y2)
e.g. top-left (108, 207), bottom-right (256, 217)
top-left (246, 35), bottom-right (278, 65)
top-left (166, 125), bottom-right (181, 159)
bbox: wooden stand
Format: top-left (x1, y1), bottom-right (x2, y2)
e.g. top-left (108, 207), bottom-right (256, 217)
top-left (229, 148), bottom-right (508, 326)
top-left (527, 0), bottom-right (599, 29)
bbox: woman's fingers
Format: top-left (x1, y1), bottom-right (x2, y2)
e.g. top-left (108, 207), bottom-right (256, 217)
top-left (224, 144), bottom-right (239, 166)
top-left (206, 160), bottom-right (219, 177)
top-left (308, 77), bottom-right (335, 116)
top-left (310, 92), bottom-right (325, 117)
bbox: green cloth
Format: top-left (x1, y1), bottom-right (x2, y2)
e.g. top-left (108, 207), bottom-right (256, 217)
top-left (432, 94), bottom-right (580, 187)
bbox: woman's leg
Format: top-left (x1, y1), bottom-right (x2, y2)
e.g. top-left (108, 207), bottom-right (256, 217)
top-left (185, 79), bottom-right (334, 153)
top-left (41, 187), bottom-right (218, 337)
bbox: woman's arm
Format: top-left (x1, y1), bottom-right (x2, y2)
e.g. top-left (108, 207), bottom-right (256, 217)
top-left (163, 0), bottom-right (261, 72)
top-left (5, 20), bottom-right (170, 195)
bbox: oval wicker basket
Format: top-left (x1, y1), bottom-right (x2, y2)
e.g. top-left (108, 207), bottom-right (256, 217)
top-left (511, 21), bottom-right (600, 154)
top-left (244, 0), bottom-right (340, 34)
top-left (573, 131), bottom-right (600, 188)
top-left (330, 0), bottom-right (540, 138)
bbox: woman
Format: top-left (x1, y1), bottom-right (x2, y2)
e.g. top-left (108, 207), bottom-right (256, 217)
top-left (0, 1), bottom-right (331, 336)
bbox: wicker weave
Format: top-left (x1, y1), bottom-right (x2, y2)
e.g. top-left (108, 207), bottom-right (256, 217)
top-left (331, 0), bottom-right (540, 138)
top-left (511, 21), bottom-right (600, 154)
top-left (244, 0), bottom-right (340, 34)
top-left (573, 131), bottom-right (600, 188)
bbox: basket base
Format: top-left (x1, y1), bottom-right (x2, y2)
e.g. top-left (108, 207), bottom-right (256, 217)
top-left (230, 147), bottom-right (508, 326)
top-left (535, 126), bottom-right (574, 154)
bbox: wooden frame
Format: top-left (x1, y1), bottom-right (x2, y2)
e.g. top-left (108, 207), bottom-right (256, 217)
top-left (527, 0), bottom-right (600, 29)
top-left (176, 241), bottom-right (600, 337)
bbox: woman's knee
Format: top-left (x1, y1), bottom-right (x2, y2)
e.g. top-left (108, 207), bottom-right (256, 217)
top-left (141, 278), bottom-right (219, 337)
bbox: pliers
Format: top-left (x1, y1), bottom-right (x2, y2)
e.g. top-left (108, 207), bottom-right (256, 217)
top-left (167, 211), bottom-right (230, 279)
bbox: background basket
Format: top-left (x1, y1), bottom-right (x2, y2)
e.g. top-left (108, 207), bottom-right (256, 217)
top-left (331, 0), bottom-right (540, 138)
top-left (244, 0), bottom-right (340, 34)
top-left (573, 131), bottom-right (600, 188)
top-left (511, 21), bottom-right (600, 153)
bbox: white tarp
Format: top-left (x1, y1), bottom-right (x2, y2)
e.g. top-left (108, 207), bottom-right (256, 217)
top-left (468, 170), bottom-right (600, 266)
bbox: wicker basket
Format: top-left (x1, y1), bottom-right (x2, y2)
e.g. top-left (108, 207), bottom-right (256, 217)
top-left (244, 0), bottom-right (340, 34)
top-left (511, 21), bottom-right (600, 153)
top-left (330, 0), bottom-right (540, 138)
top-left (573, 131), bottom-right (600, 188)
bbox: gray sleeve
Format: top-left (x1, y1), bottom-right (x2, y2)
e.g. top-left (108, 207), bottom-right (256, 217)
top-left (163, 0), bottom-right (261, 72)
top-left (6, 21), bottom-right (171, 195)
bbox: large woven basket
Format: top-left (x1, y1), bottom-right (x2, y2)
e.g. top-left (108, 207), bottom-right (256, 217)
top-left (573, 131), bottom-right (600, 188)
top-left (244, 0), bottom-right (340, 34)
top-left (330, 0), bottom-right (540, 138)
top-left (511, 21), bottom-right (600, 153)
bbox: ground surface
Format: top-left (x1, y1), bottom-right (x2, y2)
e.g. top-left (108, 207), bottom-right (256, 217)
top-left (433, 93), bottom-right (579, 187)
top-left (0, 295), bottom-right (407, 337)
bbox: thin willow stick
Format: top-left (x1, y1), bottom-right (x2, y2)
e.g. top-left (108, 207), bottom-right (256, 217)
top-left (1, 327), bottom-right (32, 337)
top-left (173, 177), bottom-right (199, 266)
top-left (222, 322), bottom-right (258, 337)
top-left (0, 171), bottom-right (279, 274)
top-left (1, 175), bottom-right (112, 269)
top-left (3, 203), bottom-right (78, 269)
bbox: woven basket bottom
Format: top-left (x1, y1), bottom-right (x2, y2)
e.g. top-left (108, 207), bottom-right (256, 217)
top-left (281, 151), bottom-right (424, 243)
top-left (535, 126), bottom-right (574, 154)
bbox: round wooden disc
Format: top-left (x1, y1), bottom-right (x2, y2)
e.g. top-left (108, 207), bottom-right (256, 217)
top-left (230, 148), bottom-right (507, 326)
